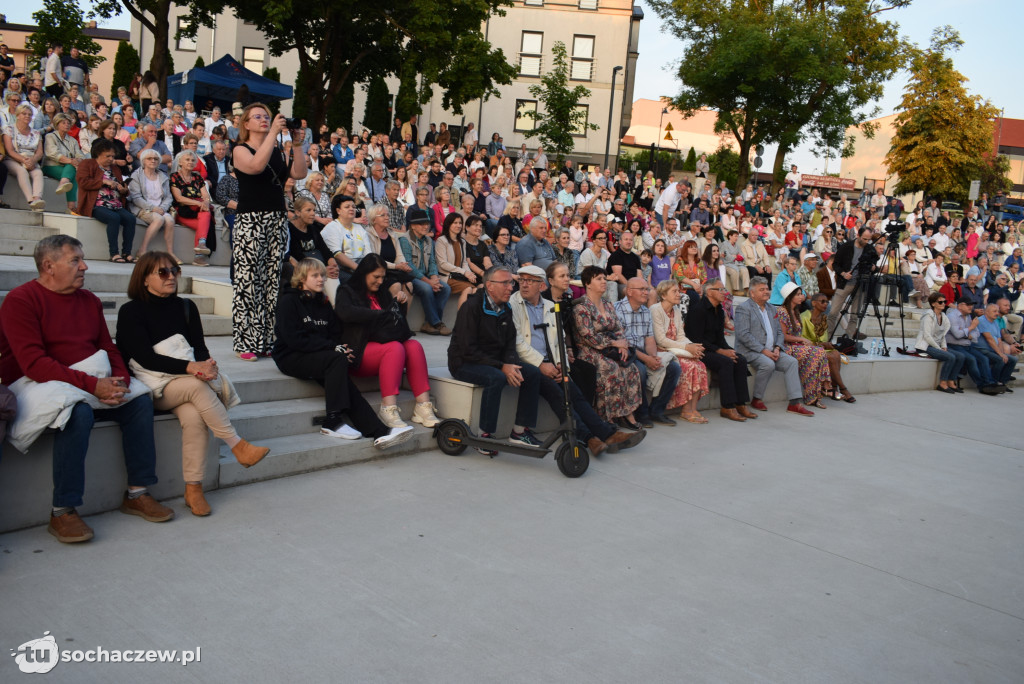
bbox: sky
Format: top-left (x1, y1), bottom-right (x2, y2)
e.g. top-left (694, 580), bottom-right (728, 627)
top-left (5, 1), bottom-right (1021, 175)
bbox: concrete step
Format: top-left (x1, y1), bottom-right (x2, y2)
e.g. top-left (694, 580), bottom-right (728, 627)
top-left (104, 311), bottom-right (232, 337)
top-left (217, 427), bottom-right (434, 488)
top-left (0, 237), bottom-right (45, 257)
top-left (0, 207), bottom-right (45, 226)
top-left (0, 259), bottom-right (196, 293)
top-left (0, 290), bottom-right (215, 314)
top-left (226, 392), bottom-right (421, 443)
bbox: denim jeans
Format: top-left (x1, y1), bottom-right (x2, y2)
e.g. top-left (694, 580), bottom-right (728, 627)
top-left (411, 278), bottom-right (451, 326)
top-left (537, 375), bottom-right (616, 443)
top-left (52, 396), bottom-right (159, 508)
top-left (947, 344), bottom-right (995, 387)
top-left (452, 362), bottom-right (541, 435)
top-left (92, 205), bottom-right (137, 257)
top-left (972, 344), bottom-right (1017, 384)
top-left (630, 355), bottom-right (682, 418)
top-left (925, 346), bottom-right (963, 381)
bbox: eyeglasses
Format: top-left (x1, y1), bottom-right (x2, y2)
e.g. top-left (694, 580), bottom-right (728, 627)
top-left (705, 287), bottom-right (725, 292)
top-left (156, 266), bottom-right (181, 279)
top-left (594, 236), bottom-right (607, 240)
top-left (248, 114), bottom-right (270, 122)
top-left (489, 279), bottom-right (515, 287)
top-left (520, 277), bottom-right (543, 285)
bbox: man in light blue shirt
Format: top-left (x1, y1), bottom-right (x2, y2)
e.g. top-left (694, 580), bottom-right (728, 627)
top-left (516, 217), bottom-right (557, 270)
top-left (972, 302), bottom-right (1015, 387)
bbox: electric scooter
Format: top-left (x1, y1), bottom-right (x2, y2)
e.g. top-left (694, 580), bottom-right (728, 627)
top-left (434, 299), bottom-right (590, 478)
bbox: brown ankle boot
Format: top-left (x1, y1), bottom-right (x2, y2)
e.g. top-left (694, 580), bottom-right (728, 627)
top-left (184, 483), bottom-right (211, 516)
top-left (231, 439), bottom-right (270, 468)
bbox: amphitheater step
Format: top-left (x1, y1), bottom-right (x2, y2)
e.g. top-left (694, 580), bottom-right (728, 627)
top-left (218, 427), bottom-right (435, 488)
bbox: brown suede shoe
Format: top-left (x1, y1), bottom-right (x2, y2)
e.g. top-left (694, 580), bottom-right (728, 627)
top-left (720, 408), bottom-right (747, 422)
top-left (232, 439), bottom-right (270, 468)
top-left (120, 493), bottom-right (175, 522)
top-left (184, 484), bottom-right (211, 516)
top-left (736, 405), bottom-right (759, 420)
top-left (48, 510), bottom-right (94, 543)
top-left (604, 429), bottom-right (646, 452)
top-left (586, 436), bottom-right (607, 456)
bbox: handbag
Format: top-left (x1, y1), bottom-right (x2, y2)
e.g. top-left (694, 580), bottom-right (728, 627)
top-left (599, 345), bottom-right (637, 368)
top-left (369, 300), bottom-right (413, 344)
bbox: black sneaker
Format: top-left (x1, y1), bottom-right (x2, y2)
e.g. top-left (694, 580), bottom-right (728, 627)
top-left (509, 428), bottom-right (542, 448)
top-left (476, 432), bottom-right (498, 456)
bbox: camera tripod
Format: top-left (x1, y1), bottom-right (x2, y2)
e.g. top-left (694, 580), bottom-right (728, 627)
top-left (828, 236), bottom-right (910, 356)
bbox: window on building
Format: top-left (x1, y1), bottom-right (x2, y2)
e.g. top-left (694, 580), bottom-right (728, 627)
top-left (571, 35), bottom-right (594, 81)
top-left (242, 47), bottom-right (265, 73)
top-left (524, 0), bottom-right (544, 6)
top-left (176, 18), bottom-right (197, 51)
top-left (571, 105), bottom-right (589, 137)
top-left (515, 100), bottom-right (537, 132)
top-left (579, 0), bottom-right (598, 8)
top-left (520, 32), bottom-right (543, 77)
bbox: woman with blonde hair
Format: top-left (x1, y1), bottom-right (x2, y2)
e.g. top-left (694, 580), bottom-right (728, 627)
top-left (170, 149), bottom-right (214, 265)
top-left (117, 252), bottom-right (269, 516)
top-left (295, 171), bottom-right (332, 227)
top-left (129, 148), bottom-right (176, 257)
top-left (2, 103), bottom-right (46, 210)
top-left (651, 279), bottom-right (710, 423)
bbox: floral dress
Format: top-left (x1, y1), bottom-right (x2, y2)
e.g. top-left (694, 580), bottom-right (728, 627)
top-left (659, 303), bottom-right (710, 411)
top-left (572, 295), bottom-right (642, 422)
top-left (777, 308), bottom-right (831, 403)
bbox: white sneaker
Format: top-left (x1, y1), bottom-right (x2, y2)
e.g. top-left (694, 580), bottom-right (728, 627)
top-left (374, 426), bottom-right (414, 450)
top-left (379, 404), bottom-right (408, 428)
top-left (321, 423), bottom-right (361, 440)
top-left (56, 180), bottom-right (73, 194)
top-left (411, 401), bottom-right (441, 428)
top-left (194, 242), bottom-right (211, 256)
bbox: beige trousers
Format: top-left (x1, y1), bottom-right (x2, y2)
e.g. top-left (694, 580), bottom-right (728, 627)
top-left (154, 376), bottom-right (238, 482)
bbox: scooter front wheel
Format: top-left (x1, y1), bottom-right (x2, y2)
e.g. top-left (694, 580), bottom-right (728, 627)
top-left (555, 441), bottom-right (589, 478)
top-left (435, 419), bottom-right (469, 456)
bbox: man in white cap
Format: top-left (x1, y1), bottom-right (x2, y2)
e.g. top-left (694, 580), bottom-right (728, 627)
top-left (509, 265), bottom-right (645, 456)
top-left (796, 252), bottom-right (820, 300)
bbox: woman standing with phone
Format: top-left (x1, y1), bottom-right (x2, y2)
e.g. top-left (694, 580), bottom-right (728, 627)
top-left (230, 104), bottom-right (307, 362)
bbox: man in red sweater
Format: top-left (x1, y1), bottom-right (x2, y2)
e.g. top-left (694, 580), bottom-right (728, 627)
top-left (0, 235), bottom-right (174, 543)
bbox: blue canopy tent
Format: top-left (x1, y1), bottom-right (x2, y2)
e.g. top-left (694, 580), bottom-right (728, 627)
top-left (166, 54), bottom-right (292, 114)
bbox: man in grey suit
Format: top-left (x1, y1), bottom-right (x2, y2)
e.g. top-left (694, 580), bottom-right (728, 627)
top-left (733, 277), bottom-right (815, 417)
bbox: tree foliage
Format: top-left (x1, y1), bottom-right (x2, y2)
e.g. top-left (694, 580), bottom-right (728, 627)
top-left (91, 0), bottom-right (219, 101)
top-left (395, 66), bottom-right (421, 120)
top-left (708, 144), bottom-right (741, 193)
top-left (194, 56), bottom-right (205, 69)
top-left (28, 0), bottom-right (104, 70)
top-left (362, 76), bottom-right (391, 134)
top-left (619, 147), bottom-right (679, 177)
top-left (682, 146), bottom-right (697, 172)
top-left (647, 0), bottom-right (911, 192)
top-left (520, 41), bottom-right (599, 165)
top-left (221, 0), bottom-right (516, 131)
top-left (110, 40), bottom-right (140, 101)
top-left (885, 27), bottom-right (1004, 202)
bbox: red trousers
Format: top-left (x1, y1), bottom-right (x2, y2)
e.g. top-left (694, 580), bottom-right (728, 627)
top-left (351, 340), bottom-right (430, 397)
top-left (177, 211), bottom-right (211, 246)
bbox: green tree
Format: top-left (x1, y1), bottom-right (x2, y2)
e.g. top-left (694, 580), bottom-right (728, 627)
top-left (363, 76), bottom-right (391, 134)
top-left (91, 0), bottom-right (219, 101)
top-left (262, 67), bottom-right (281, 116)
top-left (708, 144), bottom-right (741, 193)
top-left (193, 56), bottom-right (204, 68)
top-left (109, 40), bottom-right (140, 101)
top-left (395, 66), bottom-right (420, 120)
top-left (331, 80), bottom-right (355, 133)
top-left (222, 0), bottom-right (516, 131)
top-left (647, 0), bottom-right (910, 192)
top-left (885, 28), bottom-right (1004, 202)
top-left (979, 153), bottom-right (1013, 198)
top-left (520, 42), bottom-right (599, 165)
top-left (28, 0), bottom-right (104, 71)
top-left (682, 146), bottom-right (697, 172)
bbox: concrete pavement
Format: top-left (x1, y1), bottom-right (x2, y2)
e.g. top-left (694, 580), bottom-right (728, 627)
top-left (1, 389), bottom-right (1022, 683)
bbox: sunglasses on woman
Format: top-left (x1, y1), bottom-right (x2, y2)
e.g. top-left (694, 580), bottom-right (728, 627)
top-left (156, 266), bottom-right (182, 279)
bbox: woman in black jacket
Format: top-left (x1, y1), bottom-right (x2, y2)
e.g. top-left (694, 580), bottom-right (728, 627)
top-left (272, 258), bottom-right (413, 449)
top-left (334, 255), bottom-right (441, 430)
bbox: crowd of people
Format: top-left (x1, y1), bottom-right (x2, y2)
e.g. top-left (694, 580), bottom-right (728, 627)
top-left (1, 48), bottom-right (1021, 543)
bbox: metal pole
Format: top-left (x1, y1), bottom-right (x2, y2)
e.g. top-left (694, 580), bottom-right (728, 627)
top-left (656, 107), bottom-right (666, 180)
top-left (603, 65), bottom-right (622, 170)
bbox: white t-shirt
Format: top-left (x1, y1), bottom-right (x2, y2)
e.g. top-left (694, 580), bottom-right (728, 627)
top-left (656, 184), bottom-right (681, 217)
top-left (322, 220), bottom-right (370, 262)
top-left (784, 171), bottom-right (801, 190)
top-left (44, 53), bottom-right (62, 87)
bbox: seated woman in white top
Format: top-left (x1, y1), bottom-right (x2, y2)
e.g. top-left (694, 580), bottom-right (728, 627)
top-left (129, 148), bottom-right (176, 256)
top-left (321, 193), bottom-right (372, 286)
top-left (924, 254), bottom-right (948, 292)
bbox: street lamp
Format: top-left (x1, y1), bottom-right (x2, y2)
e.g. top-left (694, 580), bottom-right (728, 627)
top-left (603, 65), bottom-right (623, 171)
top-left (655, 106), bottom-right (668, 179)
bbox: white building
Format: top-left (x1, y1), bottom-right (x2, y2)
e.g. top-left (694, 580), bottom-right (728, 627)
top-left (132, 1), bottom-right (641, 164)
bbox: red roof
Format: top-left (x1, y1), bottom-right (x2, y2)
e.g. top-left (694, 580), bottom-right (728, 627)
top-left (995, 117), bottom-right (1024, 149)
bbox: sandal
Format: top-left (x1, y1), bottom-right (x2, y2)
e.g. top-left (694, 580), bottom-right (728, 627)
top-left (807, 399), bottom-right (828, 409)
top-left (839, 386), bottom-right (856, 403)
top-left (123, 254), bottom-right (137, 263)
top-left (681, 413), bottom-right (708, 424)
top-left (109, 254), bottom-right (126, 263)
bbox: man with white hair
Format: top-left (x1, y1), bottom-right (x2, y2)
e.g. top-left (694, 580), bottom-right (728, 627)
top-left (516, 217), bottom-right (557, 270)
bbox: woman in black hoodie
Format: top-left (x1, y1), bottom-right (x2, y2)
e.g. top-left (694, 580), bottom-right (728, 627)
top-left (272, 258), bottom-right (413, 449)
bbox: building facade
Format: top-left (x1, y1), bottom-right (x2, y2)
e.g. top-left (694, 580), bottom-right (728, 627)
top-left (0, 18), bottom-right (129, 97)
top-left (131, 1), bottom-right (640, 165)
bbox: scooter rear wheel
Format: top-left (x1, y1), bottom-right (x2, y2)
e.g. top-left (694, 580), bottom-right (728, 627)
top-left (555, 441), bottom-right (589, 478)
top-left (435, 419), bottom-right (469, 456)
